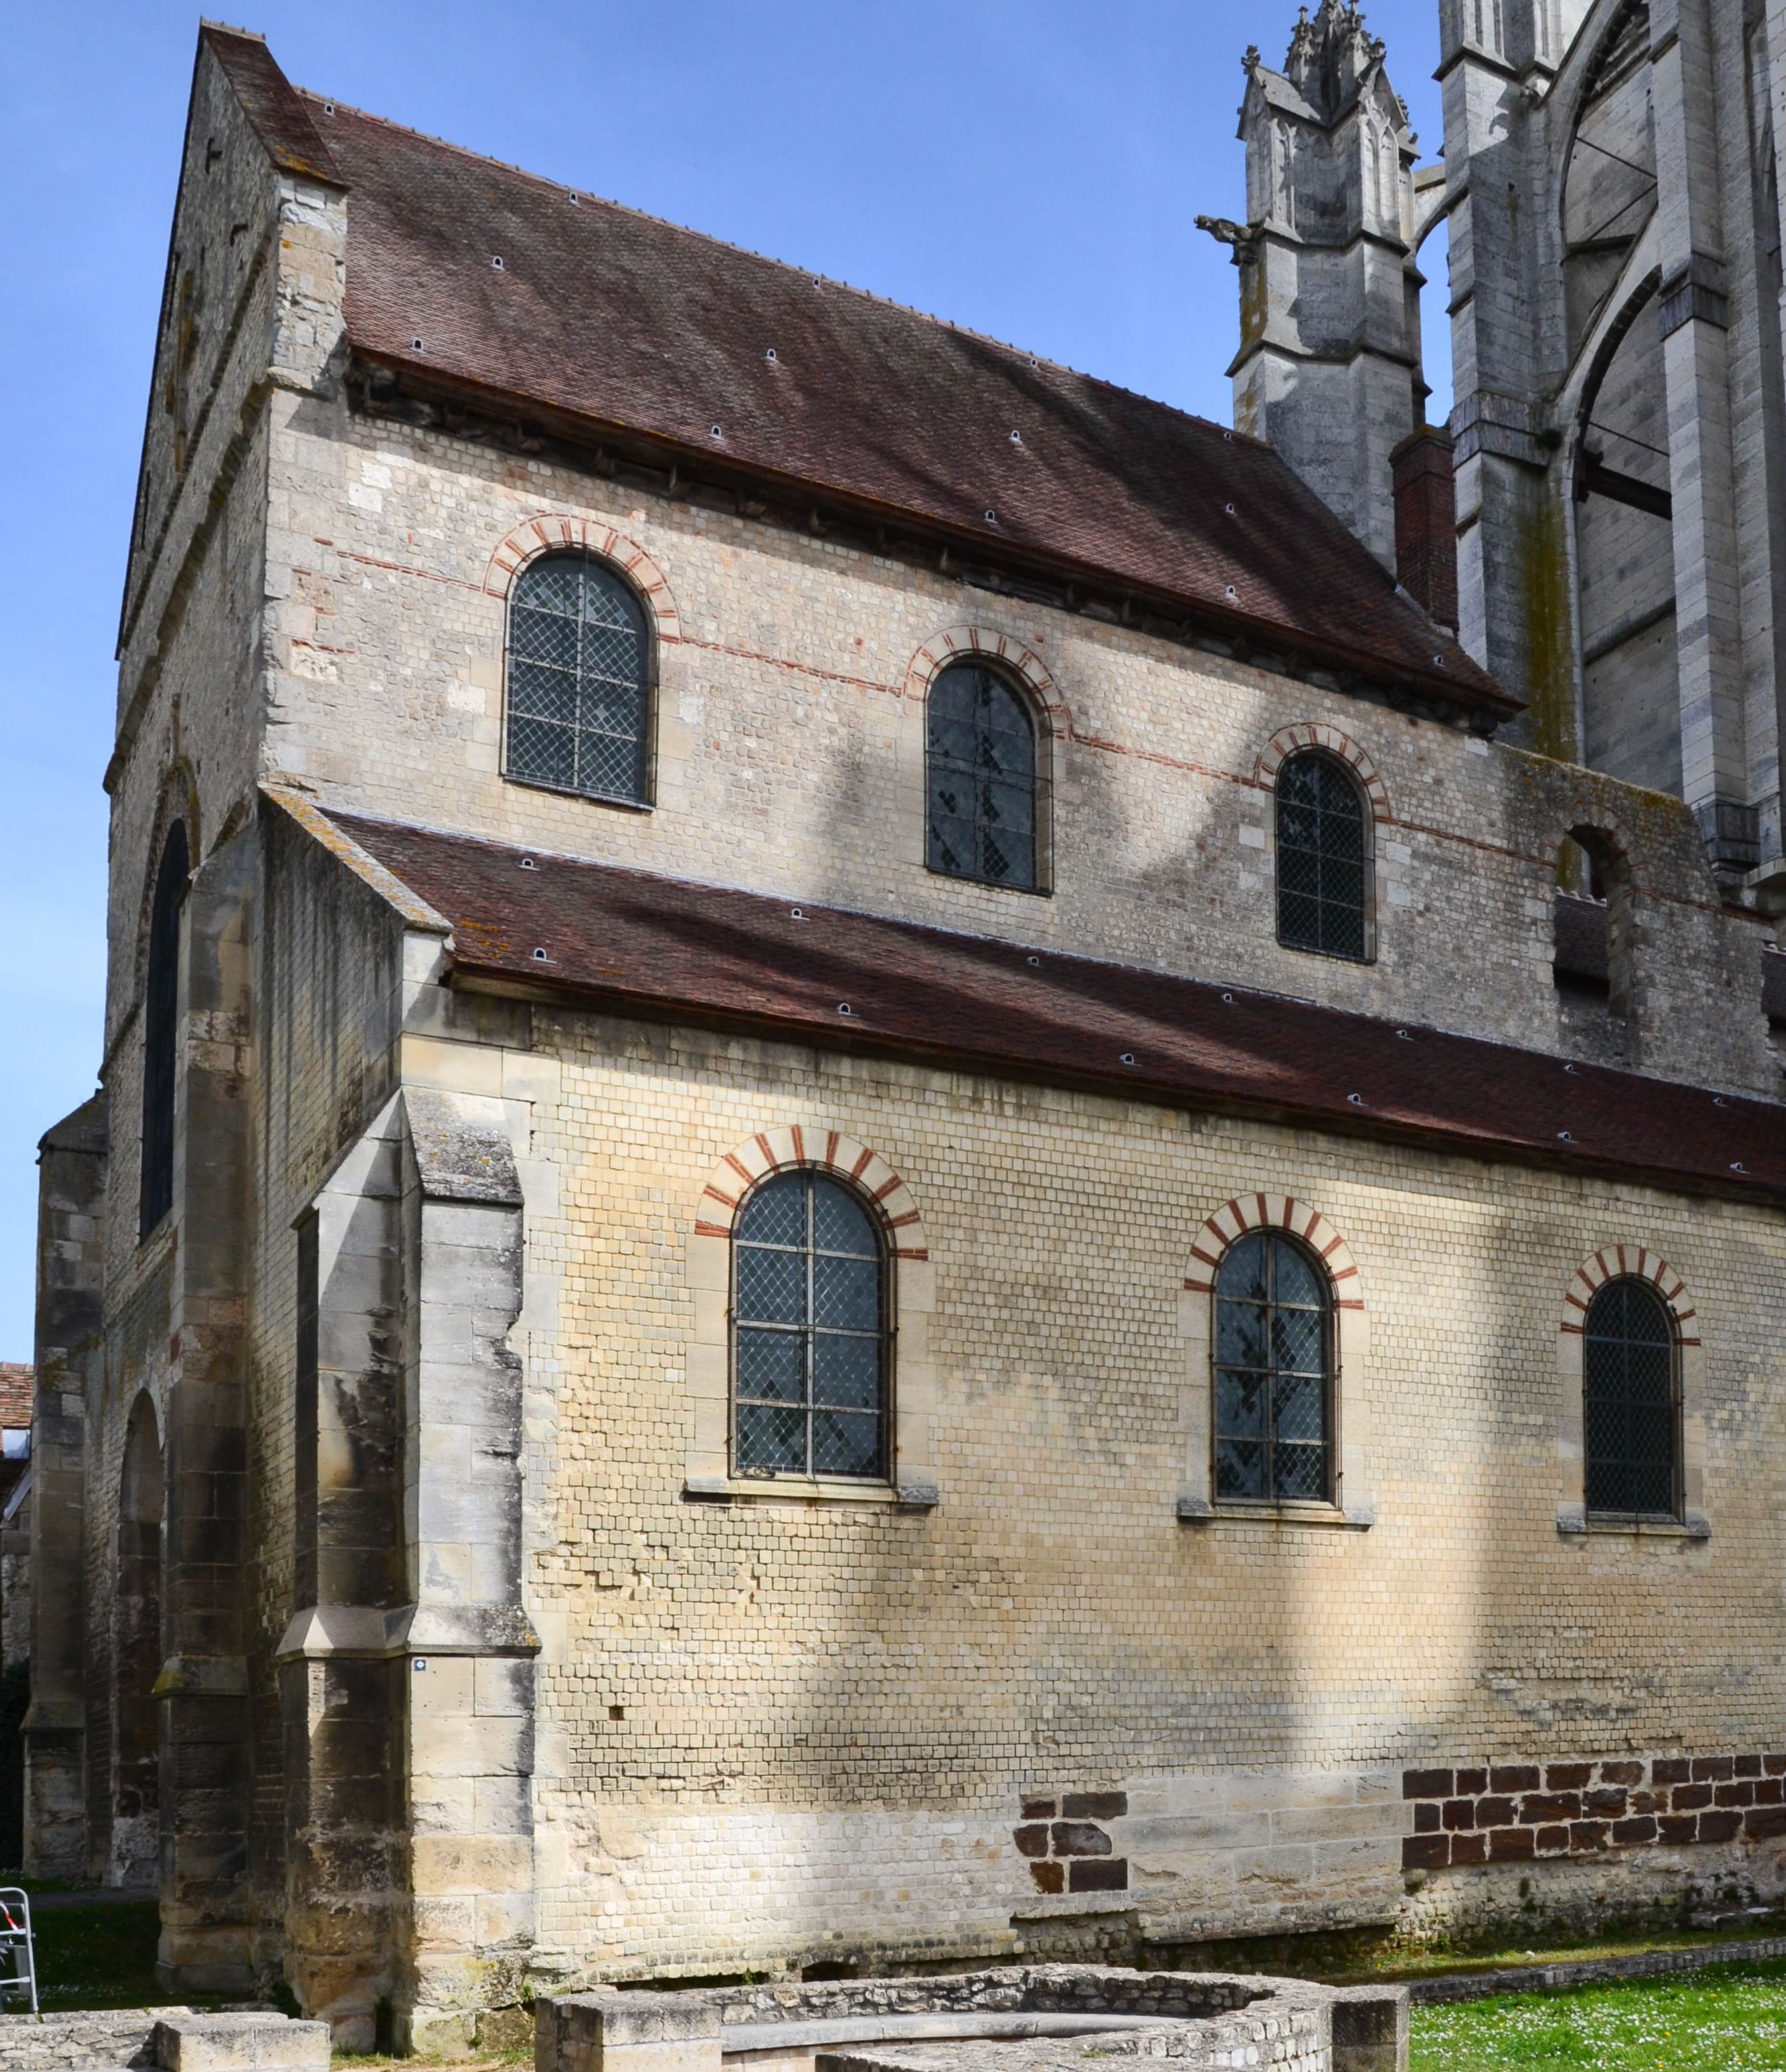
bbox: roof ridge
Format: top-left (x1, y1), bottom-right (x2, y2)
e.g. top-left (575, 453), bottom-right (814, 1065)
top-left (294, 86), bottom-right (1271, 450)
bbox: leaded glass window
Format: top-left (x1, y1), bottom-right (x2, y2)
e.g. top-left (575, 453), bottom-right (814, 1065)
top-left (1213, 1231), bottom-right (1333, 1504)
top-left (505, 552), bottom-right (652, 805)
top-left (139, 820), bottom-right (187, 1240)
top-left (1583, 1277), bottom-right (1678, 1519)
top-left (1276, 751), bottom-right (1368, 960)
top-left (926, 663), bottom-right (1039, 890)
top-left (733, 1171), bottom-right (888, 1480)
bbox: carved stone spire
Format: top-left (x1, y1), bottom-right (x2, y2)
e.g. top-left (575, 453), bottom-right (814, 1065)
top-left (1202, 2), bottom-right (1426, 568)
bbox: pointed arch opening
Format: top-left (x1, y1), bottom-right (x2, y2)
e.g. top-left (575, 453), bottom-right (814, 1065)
top-left (139, 821), bottom-right (188, 1241)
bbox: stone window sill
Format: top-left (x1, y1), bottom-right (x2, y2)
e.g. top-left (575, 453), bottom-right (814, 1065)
top-left (685, 1474), bottom-right (938, 1510)
top-left (1178, 1496), bottom-right (1372, 1529)
top-left (1558, 1505), bottom-right (1710, 1540)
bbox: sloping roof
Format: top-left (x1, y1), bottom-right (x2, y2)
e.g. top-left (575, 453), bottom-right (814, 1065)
top-left (198, 25), bottom-right (1509, 721)
top-left (0, 1368), bottom-right (33, 1431)
top-left (327, 807), bottom-right (1786, 1204)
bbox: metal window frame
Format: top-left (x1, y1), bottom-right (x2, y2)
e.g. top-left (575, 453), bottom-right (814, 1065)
top-left (501, 548), bottom-right (658, 812)
top-left (1581, 1274), bottom-right (1683, 1526)
top-left (728, 1167), bottom-right (894, 1484)
top-left (923, 659), bottom-right (1053, 896)
top-left (1273, 748), bottom-right (1376, 964)
top-left (1210, 1229), bottom-right (1338, 1508)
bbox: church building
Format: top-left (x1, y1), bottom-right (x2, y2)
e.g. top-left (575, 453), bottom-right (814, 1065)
top-left (26, 8), bottom-right (1786, 2049)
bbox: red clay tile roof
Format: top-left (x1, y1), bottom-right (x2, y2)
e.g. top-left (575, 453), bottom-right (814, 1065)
top-left (0, 1368), bottom-right (32, 1432)
top-left (331, 809), bottom-right (1786, 1204)
top-left (204, 27), bottom-right (1510, 721)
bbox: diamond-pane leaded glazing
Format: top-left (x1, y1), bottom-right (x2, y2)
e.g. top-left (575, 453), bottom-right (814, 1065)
top-left (1583, 1277), bottom-right (1678, 1519)
top-left (1213, 1231), bottom-right (1333, 1504)
top-left (926, 663), bottom-right (1039, 889)
top-left (1276, 752), bottom-right (1368, 960)
top-left (505, 553), bottom-right (650, 804)
top-left (733, 1171), bottom-right (888, 1480)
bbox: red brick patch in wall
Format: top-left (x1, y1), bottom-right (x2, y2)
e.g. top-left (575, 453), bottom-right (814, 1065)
top-left (1016, 1792), bottom-right (1128, 1894)
top-left (1402, 1754), bottom-right (1786, 1870)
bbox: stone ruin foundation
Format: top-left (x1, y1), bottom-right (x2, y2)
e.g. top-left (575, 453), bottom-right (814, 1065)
top-left (536, 1965), bottom-right (1408, 2072)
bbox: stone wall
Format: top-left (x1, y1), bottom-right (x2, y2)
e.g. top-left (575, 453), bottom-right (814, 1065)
top-left (342, 992), bottom-right (1786, 1982)
top-left (254, 393), bottom-right (1776, 1094)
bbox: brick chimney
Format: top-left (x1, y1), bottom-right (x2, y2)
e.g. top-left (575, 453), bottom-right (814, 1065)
top-left (1390, 424), bottom-right (1459, 630)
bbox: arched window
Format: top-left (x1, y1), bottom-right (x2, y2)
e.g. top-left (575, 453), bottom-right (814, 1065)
top-left (1276, 750), bottom-right (1370, 960)
top-left (139, 820), bottom-right (188, 1239)
top-left (1213, 1230), bottom-right (1333, 1503)
top-left (926, 661), bottom-right (1041, 891)
top-left (733, 1169), bottom-right (888, 1480)
top-left (1583, 1276), bottom-right (1678, 1519)
top-left (505, 551), bottom-right (652, 806)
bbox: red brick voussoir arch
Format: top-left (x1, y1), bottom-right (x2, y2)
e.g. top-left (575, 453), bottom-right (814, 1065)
top-left (905, 626), bottom-right (1071, 736)
top-left (1560, 1246), bottom-right (1698, 1344)
top-left (1255, 723), bottom-right (1392, 824)
top-left (694, 1126), bottom-right (929, 1258)
top-left (483, 515), bottom-right (681, 641)
top-left (1184, 1192), bottom-right (1362, 1310)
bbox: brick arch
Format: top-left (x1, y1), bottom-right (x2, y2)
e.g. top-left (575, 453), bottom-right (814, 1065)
top-left (1561, 1246), bottom-right (1698, 1346)
top-left (482, 515), bottom-right (681, 641)
top-left (1555, 1246), bottom-right (1709, 1536)
top-left (1255, 724), bottom-right (1392, 824)
top-left (693, 1125), bottom-right (928, 1261)
top-left (683, 1128), bottom-right (938, 1504)
top-left (1183, 1192), bottom-right (1362, 1312)
top-left (905, 626), bottom-right (1071, 736)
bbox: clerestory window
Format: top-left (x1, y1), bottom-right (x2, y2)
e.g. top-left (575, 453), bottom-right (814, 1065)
top-left (1583, 1276), bottom-right (1679, 1521)
top-left (1213, 1230), bottom-right (1334, 1504)
top-left (926, 661), bottom-right (1041, 891)
top-left (732, 1169), bottom-right (889, 1481)
top-left (1275, 750), bottom-right (1370, 960)
top-left (139, 820), bottom-right (188, 1240)
top-left (505, 551), bottom-right (653, 806)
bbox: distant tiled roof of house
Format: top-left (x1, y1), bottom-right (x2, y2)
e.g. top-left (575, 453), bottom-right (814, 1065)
top-left (0, 1367), bottom-right (33, 1430)
top-left (199, 25), bottom-right (1512, 724)
top-left (330, 808), bottom-right (1786, 1203)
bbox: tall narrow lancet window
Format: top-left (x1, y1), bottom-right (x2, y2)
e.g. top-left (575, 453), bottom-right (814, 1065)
top-left (1275, 751), bottom-right (1370, 960)
top-left (732, 1170), bottom-right (888, 1481)
top-left (1213, 1231), bottom-right (1334, 1504)
top-left (1583, 1277), bottom-right (1678, 1520)
top-left (926, 662), bottom-right (1040, 891)
top-left (139, 820), bottom-right (188, 1239)
top-left (505, 551), bottom-right (653, 806)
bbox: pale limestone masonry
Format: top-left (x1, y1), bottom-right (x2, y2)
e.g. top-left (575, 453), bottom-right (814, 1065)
top-left (31, 19), bottom-right (1786, 2055)
top-left (1217, 0), bottom-right (1786, 900)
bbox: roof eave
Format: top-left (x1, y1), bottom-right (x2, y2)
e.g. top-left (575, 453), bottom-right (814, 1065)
top-left (350, 348), bottom-right (1520, 725)
top-left (442, 956), bottom-right (1778, 1209)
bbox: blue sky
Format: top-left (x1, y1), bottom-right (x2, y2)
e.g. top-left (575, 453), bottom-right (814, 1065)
top-left (0, 0), bottom-right (1452, 1359)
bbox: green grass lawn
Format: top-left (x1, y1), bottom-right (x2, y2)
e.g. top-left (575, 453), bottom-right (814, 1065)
top-left (1412, 1958), bottom-right (1786, 2069)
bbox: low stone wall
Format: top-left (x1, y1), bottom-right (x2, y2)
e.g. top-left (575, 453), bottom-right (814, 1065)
top-left (1409, 1931), bottom-right (1786, 2005)
top-left (0, 2010), bottom-right (328, 2072)
top-left (537, 1964), bottom-right (1407, 2072)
